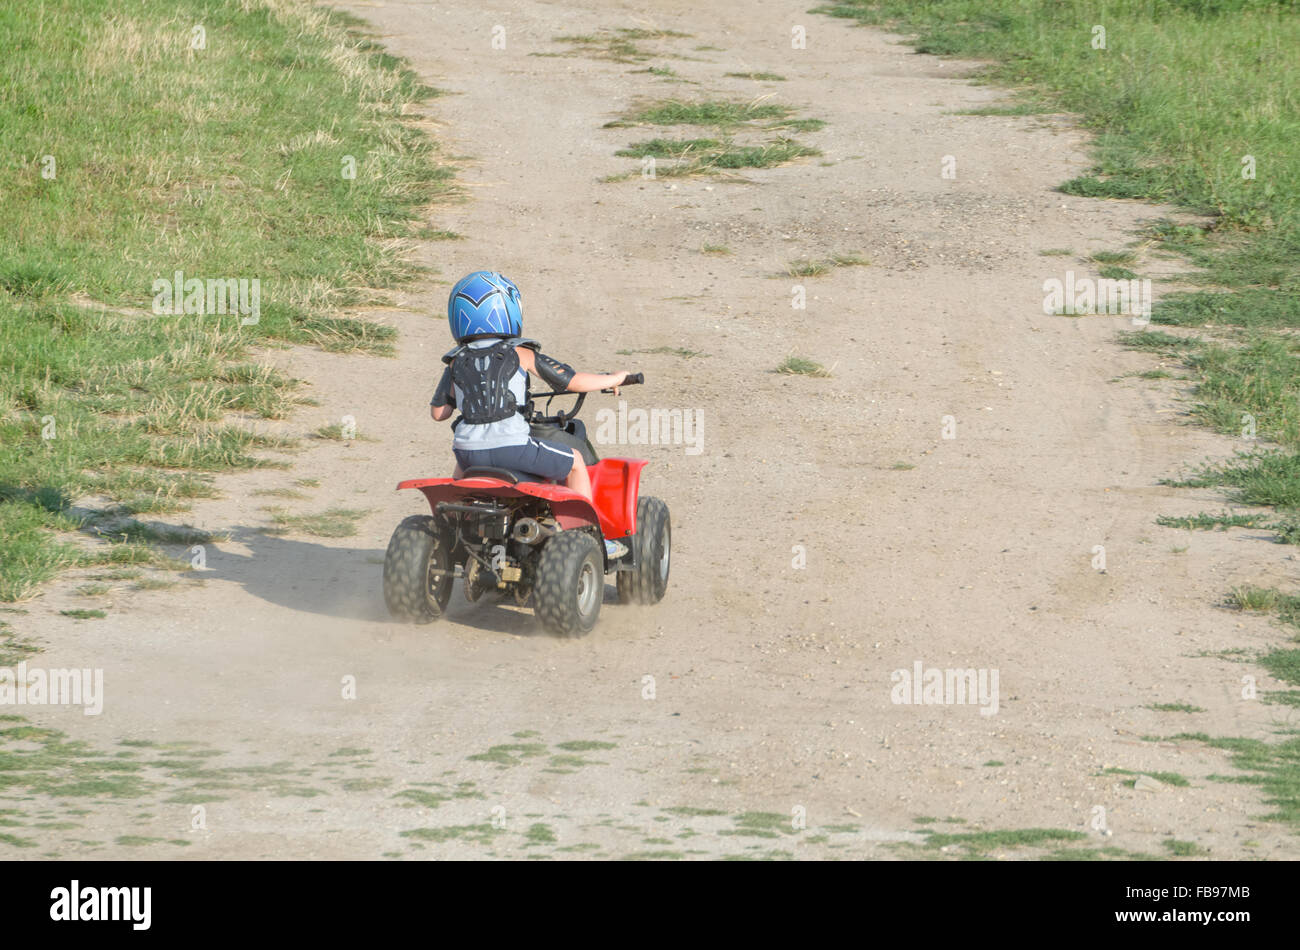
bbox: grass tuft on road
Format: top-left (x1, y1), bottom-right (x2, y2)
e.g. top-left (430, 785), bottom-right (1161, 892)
top-left (260, 507), bottom-right (372, 539)
top-left (546, 28), bottom-right (691, 64)
top-left (609, 98), bottom-right (825, 179)
top-left (775, 357), bottom-right (831, 378)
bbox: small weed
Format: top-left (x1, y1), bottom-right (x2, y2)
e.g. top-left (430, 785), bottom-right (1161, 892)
top-left (261, 507), bottom-right (371, 538)
top-left (1163, 838), bottom-right (1209, 857)
top-left (1091, 250), bottom-right (1136, 265)
top-left (775, 356), bottom-right (830, 378)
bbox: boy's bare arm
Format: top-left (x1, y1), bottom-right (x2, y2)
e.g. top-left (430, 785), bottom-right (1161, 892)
top-left (566, 371), bottom-right (627, 394)
top-left (515, 346), bottom-right (627, 395)
top-left (430, 403), bottom-right (454, 422)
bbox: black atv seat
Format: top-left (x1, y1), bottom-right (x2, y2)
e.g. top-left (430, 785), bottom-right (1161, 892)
top-left (460, 466), bottom-right (555, 485)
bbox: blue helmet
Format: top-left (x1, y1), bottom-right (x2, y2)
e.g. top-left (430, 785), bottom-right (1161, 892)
top-left (447, 271), bottom-right (522, 342)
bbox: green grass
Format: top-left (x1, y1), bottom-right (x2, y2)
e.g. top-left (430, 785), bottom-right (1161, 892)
top-left (1119, 329), bottom-right (1200, 352)
top-left (59, 609), bottom-right (106, 620)
top-left (613, 136), bottom-right (820, 176)
top-left (610, 98), bottom-right (824, 179)
top-left (613, 137), bottom-right (723, 158)
top-left (80, 511), bottom-right (220, 546)
top-left (766, 117), bottom-right (828, 133)
top-left (631, 65), bottom-right (684, 81)
top-left (725, 71), bottom-right (786, 81)
top-left (311, 423), bottom-right (378, 443)
top-left (260, 507), bottom-right (372, 539)
top-left (1170, 592), bottom-right (1300, 806)
top-left (814, 0), bottom-right (1300, 584)
top-left (1091, 250), bottom-right (1136, 266)
top-left (918, 827), bottom-right (1088, 856)
top-left (631, 99), bottom-right (793, 126)
top-left (775, 356), bottom-right (831, 378)
top-left (1227, 586), bottom-right (1300, 632)
top-left (662, 806), bottom-right (727, 817)
top-left (814, 0), bottom-right (1298, 245)
top-left (251, 487), bottom-right (309, 500)
top-left (546, 28), bottom-right (691, 64)
top-left (0, 620), bottom-right (40, 667)
top-left (1155, 510), bottom-right (1296, 543)
top-left (829, 252), bottom-right (869, 267)
top-left (959, 101), bottom-right (1053, 116)
top-left (1147, 703), bottom-right (1206, 714)
top-left (466, 743), bottom-right (548, 767)
top-left (0, 720), bottom-right (310, 813)
top-left (1178, 730), bottom-right (1300, 827)
top-left (781, 254), bottom-right (869, 277)
top-left (1104, 767), bottom-right (1191, 788)
top-left (0, 0), bottom-right (450, 602)
top-left (787, 259), bottom-right (832, 277)
top-left (399, 823), bottom-right (502, 845)
top-left (1127, 330), bottom-right (1300, 524)
top-left (553, 740), bottom-right (617, 752)
top-left (1099, 265), bottom-right (1140, 281)
top-left (525, 823), bottom-right (557, 844)
top-left (1163, 838), bottom-right (1210, 857)
top-left (1227, 585), bottom-right (1282, 612)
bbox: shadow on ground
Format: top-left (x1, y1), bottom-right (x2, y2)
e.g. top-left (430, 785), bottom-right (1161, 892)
top-left (195, 526), bottom-right (619, 636)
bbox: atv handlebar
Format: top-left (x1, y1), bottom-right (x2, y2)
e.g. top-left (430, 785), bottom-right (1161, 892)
top-left (601, 372), bottom-right (643, 393)
top-left (530, 372), bottom-right (643, 426)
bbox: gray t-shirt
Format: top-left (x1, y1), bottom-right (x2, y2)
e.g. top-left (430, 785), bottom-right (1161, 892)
top-left (444, 339), bottom-right (530, 450)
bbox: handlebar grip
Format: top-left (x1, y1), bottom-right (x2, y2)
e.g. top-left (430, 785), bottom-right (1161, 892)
top-left (600, 372), bottom-right (643, 395)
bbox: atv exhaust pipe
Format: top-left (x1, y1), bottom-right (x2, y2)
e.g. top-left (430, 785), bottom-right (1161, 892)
top-left (512, 517), bottom-right (553, 544)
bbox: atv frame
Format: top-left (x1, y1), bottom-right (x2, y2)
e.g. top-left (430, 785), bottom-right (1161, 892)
top-left (383, 378), bottom-right (670, 636)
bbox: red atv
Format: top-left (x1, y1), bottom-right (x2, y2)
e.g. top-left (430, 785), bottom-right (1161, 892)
top-left (383, 374), bottom-right (670, 636)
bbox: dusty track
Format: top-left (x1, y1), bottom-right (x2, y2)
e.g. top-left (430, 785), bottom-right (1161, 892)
top-left (13, 0), bottom-right (1300, 859)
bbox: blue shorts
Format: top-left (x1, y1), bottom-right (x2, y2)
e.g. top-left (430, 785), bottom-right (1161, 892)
top-left (454, 438), bottom-right (576, 482)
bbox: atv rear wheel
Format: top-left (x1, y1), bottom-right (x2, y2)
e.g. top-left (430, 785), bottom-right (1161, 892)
top-left (383, 515), bottom-right (453, 623)
top-left (533, 529), bottom-right (603, 637)
top-left (617, 496), bottom-right (670, 605)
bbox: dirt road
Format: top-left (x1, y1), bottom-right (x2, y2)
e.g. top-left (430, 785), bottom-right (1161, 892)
top-left (12, 0), bottom-right (1299, 859)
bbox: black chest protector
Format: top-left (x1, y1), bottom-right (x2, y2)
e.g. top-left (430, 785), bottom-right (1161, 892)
top-left (448, 339), bottom-right (521, 425)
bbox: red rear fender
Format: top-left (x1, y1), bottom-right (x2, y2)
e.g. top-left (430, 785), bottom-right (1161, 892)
top-left (396, 475), bottom-right (602, 533)
top-left (396, 457), bottom-right (648, 540)
top-left (587, 457), bottom-right (647, 539)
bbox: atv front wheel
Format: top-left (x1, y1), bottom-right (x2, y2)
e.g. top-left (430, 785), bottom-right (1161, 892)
top-left (383, 515), bottom-right (453, 623)
top-left (533, 530), bottom-right (603, 637)
top-left (617, 496), bottom-right (670, 605)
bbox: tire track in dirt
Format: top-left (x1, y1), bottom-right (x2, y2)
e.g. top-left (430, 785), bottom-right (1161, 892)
top-left (8, 0), bottom-right (1297, 859)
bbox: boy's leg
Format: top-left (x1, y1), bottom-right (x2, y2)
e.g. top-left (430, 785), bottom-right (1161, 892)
top-left (563, 448), bottom-right (591, 502)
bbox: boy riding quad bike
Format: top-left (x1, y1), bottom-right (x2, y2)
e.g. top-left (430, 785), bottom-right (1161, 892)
top-left (382, 271), bottom-right (671, 636)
